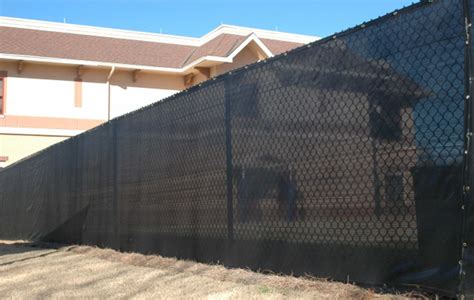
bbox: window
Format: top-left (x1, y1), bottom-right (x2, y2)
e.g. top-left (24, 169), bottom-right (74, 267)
top-left (369, 102), bottom-right (402, 141)
top-left (0, 77), bottom-right (4, 115)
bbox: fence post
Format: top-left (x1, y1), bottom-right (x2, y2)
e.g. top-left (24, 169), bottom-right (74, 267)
top-left (112, 122), bottom-right (120, 247)
top-left (224, 79), bottom-right (235, 241)
top-left (460, 0), bottom-right (474, 296)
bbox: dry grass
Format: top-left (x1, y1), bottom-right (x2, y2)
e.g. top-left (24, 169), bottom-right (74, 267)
top-left (0, 240), bottom-right (422, 299)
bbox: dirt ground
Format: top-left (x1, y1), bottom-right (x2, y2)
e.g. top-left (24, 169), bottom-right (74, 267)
top-left (0, 240), bottom-right (419, 299)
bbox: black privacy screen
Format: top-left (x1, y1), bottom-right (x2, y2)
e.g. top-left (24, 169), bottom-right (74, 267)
top-left (1, 0), bottom-right (474, 297)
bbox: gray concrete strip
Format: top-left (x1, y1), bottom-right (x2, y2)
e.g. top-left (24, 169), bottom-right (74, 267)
top-left (0, 244), bottom-right (58, 266)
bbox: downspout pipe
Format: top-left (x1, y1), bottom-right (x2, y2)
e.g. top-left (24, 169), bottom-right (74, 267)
top-left (107, 66), bottom-right (116, 121)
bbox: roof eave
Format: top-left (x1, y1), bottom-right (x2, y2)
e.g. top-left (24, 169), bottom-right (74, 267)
top-left (0, 52), bottom-right (261, 75)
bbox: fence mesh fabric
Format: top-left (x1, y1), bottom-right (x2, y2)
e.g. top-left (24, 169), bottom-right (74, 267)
top-left (0, 0), bottom-right (472, 296)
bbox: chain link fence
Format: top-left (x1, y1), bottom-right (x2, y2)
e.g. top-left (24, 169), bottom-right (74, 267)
top-left (1, 0), bottom-right (473, 297)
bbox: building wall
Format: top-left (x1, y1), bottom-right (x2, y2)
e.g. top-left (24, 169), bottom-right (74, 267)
top-left (0, 61), bottom-right (183, 121)
top-left (0, 44), bottom-right (265, 166)
top-left (5, 64), bottom-right (109, 120)
top-left (216, 46), bottom-right (260, 75)
top-left (0, 61), bottom-right (184, 166)
top-left (0, 134), bottom-right (66, 168)
top-left (109, 70), bottom-right (183, 119)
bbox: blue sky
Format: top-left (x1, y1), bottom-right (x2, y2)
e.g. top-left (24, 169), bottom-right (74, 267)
top-left (0, 0), bottom-right (415, 38)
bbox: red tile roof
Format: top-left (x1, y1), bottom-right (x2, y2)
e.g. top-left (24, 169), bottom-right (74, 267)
top-left (183, 34), bottom-right (249, 66)
top-left (261, 38), bottom-right (304, 55)
top-left (0, 25), bottom-right (304, 69)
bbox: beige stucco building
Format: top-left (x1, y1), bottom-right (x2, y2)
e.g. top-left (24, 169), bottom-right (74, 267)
top-left (0, 17), bottom-right (317, 167)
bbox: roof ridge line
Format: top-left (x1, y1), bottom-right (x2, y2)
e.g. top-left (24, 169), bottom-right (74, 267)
top-left (181, 46), bottom-right (200, 68)
top-left (0, 17), bottom-right (318, 46)
top-left (223, 33), bottom-right (251, 57)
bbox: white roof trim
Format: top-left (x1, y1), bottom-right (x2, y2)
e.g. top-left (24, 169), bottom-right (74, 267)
top-left (0, 52), bottom-right (258, 74)
top-left (0, 17), bottom-right (199, 46)
top-left (0, 16), bottom-right (319, 46)
top-left (226, 34), bottom-right (273, 60)
top-left (204, 24), bottom-right (319, 44)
